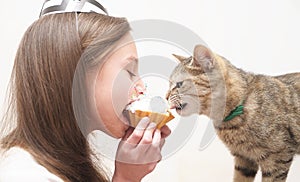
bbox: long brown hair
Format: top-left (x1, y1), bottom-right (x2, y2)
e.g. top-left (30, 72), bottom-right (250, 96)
top-left (1, 12), bottom-right (130, 181)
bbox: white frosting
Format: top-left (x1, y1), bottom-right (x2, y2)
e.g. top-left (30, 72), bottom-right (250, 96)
top-left (126, 96), bottom-right (169, 113)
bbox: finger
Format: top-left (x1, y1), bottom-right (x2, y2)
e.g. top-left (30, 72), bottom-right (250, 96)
top-left (152, 129), bottom-right (161, 148)
top-left (140, 122), bottom-right (157, 145)
top-left (126, 117), bottom-right (150, 144)
top-left (143, 130), bottom-right (162, 164)
top-left (160, 125), bottom-right (171, 139)
top-left (122, 127), bottom-right (134, 141)
top-left (159, 138), bottom-right (166, 149)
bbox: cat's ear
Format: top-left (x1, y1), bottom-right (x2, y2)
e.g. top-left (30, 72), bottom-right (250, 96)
top-left (172, 54), bottom-right (188, 62)
top-left (192, 45), bottom-right (215, 71)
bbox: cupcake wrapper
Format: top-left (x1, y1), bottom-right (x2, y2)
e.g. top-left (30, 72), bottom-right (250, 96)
top-left (126, 110), bottom-right (174, 129)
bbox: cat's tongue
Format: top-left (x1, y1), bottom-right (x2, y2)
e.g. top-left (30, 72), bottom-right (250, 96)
top-left (126, 96), bottom-right (169, 113)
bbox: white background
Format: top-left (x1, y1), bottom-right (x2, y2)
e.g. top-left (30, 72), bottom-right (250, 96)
top-left (1, 1), bottom-right (300, 181)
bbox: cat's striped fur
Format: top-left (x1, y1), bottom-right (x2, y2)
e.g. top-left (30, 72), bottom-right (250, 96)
top-left (167, 45), bottom-right (300, 182)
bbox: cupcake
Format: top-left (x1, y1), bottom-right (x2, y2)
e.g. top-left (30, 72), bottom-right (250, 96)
top-left (124, 96), bottom-right (174, 129)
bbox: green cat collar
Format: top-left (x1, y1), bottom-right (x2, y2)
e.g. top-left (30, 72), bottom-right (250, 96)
top-left (223, 101), bottom-right (245, 122)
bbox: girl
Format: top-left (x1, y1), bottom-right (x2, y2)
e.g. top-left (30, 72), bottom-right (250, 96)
top-left (0, 6), bottom-right (170, 182)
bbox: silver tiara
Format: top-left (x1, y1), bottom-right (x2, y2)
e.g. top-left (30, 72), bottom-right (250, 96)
top-left (39, 0), bottom-right (108, 17)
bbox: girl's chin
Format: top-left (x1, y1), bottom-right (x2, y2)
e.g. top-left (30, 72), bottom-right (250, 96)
top-left (111, 114), bottom-right (130, 138)
top-left (95, 115), bottom-right (129, 139)
top-left (102, 127), bottom-right (127, 139)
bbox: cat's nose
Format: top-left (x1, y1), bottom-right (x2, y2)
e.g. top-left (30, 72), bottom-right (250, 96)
top-left (165, 91), bottom-right (171, 101)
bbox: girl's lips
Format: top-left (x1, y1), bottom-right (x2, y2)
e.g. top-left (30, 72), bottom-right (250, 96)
top-left (121, 111), bottom-right (131, 126)
top-left (122, 99), bottom-right (137, 125)
top-left (122, 98), bottom-right (141, 127)
top-left (126, 97), bottom-right (140, 107)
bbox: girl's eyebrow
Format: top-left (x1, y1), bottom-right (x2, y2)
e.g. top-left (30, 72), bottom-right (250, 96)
top-left (127, 56), bottom-right (138, 63)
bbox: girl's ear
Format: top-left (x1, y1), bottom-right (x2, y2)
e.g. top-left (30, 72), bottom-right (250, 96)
top-left (172, 54), bottom-right (188, 62)
top-left (191, 45), bottom-right (215, 71)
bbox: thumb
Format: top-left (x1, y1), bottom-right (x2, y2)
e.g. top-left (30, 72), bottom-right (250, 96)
top-left (122, 127), bottom-right (134, 141)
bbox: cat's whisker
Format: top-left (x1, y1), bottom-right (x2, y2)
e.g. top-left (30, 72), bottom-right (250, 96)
top-left (168, 98), bottom-right (175, 104)
top-left (175, 100), bottom-right (182, 108)
top-left (176, 94), bottom-right (185, 99)
top-left (169, 94), bottom-right (178, 101)
top-left (173, 98), bottom-right (183, 108)
top-left (168, 95), bottom-right (184, 109)
top-left (169, 95), bottom-right (179, 103)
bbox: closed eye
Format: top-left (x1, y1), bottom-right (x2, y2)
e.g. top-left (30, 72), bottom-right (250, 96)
top-left (127, 70), bottom-right (137, 78)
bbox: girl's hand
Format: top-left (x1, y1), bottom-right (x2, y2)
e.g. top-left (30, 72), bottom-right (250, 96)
top-left (112, 117), bottom-right (171, 182)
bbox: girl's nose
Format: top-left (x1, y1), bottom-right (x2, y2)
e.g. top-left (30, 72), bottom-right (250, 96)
top-left (134, 80), bottom-right (146, 95)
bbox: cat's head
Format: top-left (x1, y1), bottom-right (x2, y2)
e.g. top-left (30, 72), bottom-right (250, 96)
top-left (166, 45), bottom-right (220, 116)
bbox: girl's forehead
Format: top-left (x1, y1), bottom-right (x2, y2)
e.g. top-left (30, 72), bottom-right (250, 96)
top-left (125, 56), bottom-right (138, 64)
top-left (120, 55), bottom-right (138, 69)
top-left (100, 33), bottom-right (138, 67)
top-left (104, 43), bottom-right (138, 69)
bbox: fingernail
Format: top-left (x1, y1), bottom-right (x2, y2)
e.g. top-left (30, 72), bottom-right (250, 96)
top-left (136, 117), bottom-right (150, 128)
top-left (148, 122), bottom-right (157, 129)
top-left (141, 117), bottom-right (150, 123)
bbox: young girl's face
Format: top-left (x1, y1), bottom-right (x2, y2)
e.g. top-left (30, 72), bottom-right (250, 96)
top-left (92, 34), bottom-right (145, 138)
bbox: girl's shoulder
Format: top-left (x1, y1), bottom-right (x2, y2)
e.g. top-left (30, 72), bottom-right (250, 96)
top-left (0, 146), bottom-right (63, 182)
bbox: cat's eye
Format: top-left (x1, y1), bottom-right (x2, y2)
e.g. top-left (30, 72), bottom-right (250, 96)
top-left (176, 81), bottom-right (183, 88)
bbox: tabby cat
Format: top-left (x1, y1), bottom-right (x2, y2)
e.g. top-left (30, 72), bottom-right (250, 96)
top-left (166, 45), bottom-right (300, 182)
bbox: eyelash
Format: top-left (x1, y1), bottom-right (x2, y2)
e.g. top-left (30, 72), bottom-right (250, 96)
top-left (127, 70), bottom-right (137, 78)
